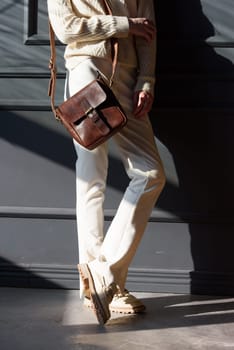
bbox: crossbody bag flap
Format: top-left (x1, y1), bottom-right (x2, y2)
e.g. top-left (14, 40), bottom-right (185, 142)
top-left (56, 80), bottom-right (107, 123)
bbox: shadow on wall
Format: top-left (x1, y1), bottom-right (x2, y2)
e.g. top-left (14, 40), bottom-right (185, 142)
top-left (152, 0), bottom-right (234, 294)
top-left (0, 112), bottom-right (76, 170)
top-left (0, 256), bottom-right (63, 288)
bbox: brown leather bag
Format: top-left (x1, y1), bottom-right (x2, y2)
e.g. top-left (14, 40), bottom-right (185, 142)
top-left (48, 2), bottom-right (127, 150)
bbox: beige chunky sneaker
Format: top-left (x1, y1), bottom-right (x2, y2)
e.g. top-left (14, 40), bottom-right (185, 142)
top-left (84, 289), bottom-right (146, 314)
top-left (78, 263), bottom-right (117, 325)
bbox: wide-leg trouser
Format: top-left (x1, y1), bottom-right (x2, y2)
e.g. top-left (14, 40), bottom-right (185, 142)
top-left (65, 58), bottom-right (166, 296)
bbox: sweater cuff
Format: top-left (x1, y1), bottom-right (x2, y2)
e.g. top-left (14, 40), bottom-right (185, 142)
top-left (112, 16), bottom-right (129, 38)
top-left (135, 77), bottom-right (156, 97)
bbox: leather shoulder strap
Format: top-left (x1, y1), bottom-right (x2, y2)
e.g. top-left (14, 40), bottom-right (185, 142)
top-left (48, 0), bottom-right (118, 119)
top-left (48, 21), bottom-right (58, 119)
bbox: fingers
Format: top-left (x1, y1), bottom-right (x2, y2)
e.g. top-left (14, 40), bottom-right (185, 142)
top-left (142, 19), bottom-right (156, 42)
top-left (129, 18), bottom-right (156, 42)
top-left (133, 91), bottom-right (153, 118)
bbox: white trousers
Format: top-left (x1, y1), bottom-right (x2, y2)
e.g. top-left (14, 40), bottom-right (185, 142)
top-left (65, 58), bottom-right (166, 295)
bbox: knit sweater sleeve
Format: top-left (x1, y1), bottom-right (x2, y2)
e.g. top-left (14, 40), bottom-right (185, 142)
top-left (134, 0), bottom-right (157, 96)
top-left (47, 0), bottom-right (129, 45)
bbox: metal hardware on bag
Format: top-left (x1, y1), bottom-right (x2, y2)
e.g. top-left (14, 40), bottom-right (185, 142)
top-left (48, 58), bottom-right (53, 70)
top-left (85, 107), bottom-right (94, 116)
top-left (96, 70), bottom-right (113, 88)
top-left (86, 107), bottom-right (99, 121)
top-left (55, 114), bottom-right (61, 121)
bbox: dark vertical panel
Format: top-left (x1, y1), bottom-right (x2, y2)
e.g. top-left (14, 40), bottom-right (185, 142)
top-left (152, 0), bottom-right (234, 294)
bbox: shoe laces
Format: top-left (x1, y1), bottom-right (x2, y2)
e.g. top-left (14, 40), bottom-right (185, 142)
top-left (114, 289), bottom-right (130, 299)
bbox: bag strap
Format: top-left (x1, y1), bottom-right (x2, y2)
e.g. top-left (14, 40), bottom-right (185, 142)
top-left (48, 0), bottom-right (118, 120)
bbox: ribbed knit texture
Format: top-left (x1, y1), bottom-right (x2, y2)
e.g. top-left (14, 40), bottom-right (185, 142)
top-left (47, 0), bottom-right (156, 95)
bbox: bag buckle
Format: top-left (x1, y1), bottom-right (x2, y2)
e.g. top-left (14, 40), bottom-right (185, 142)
top-left (85, 106), bottom-right (94, 116)
top-left (85, 107), bottom-right (98, 120)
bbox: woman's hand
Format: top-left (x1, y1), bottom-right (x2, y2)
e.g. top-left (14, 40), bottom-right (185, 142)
top-left (128, 18), bottom-right (156, 42)
top-left (133, 91), bottom-right (154, 118)
top-left (129, 17), bottom-right (156, 117)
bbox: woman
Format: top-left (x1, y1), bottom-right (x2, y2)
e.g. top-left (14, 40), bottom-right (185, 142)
top-left (47, 0), bottom-right (166, 325)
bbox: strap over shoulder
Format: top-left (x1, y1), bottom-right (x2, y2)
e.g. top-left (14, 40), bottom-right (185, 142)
top-left (48, 0), bottom-right (118, 120)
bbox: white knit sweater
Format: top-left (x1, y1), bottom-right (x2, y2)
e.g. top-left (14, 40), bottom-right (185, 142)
top-left (47, 0), bottom-right (156, 94)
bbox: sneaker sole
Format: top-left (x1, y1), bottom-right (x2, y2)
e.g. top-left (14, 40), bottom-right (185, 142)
top-left (84, 296), bottom-right (146, 314)
top-left (77, 264), bottom-right (90, 297)
top-left (110, 305), bottom-right (146, 314)
top-left (78, 263), bottom-right (110, 325)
